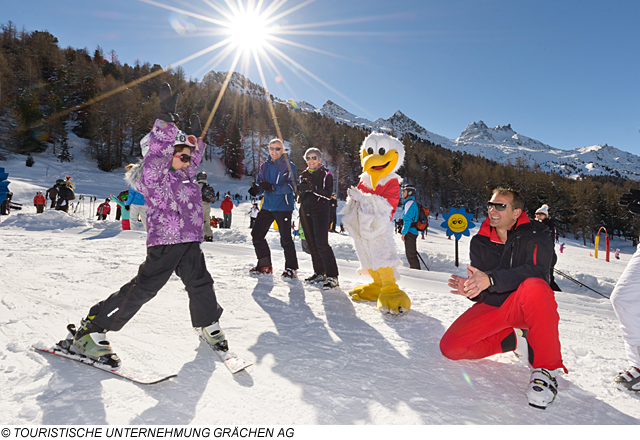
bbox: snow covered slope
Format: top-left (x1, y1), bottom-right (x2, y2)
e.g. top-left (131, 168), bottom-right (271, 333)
top-left (1, 151), bottom-right (639, 425)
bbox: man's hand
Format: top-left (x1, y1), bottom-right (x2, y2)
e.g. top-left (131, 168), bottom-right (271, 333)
top-left (463, 264), bottom-right (490, 298)
top-left (401, 234), bottom-right (405, 242)
top-left (448, 274), bottom-right (468, 297)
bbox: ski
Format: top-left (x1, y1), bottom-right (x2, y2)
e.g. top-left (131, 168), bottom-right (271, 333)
top-left (32, 342), bottom-right (177, 385)
top-left (194, 328), bottom-right (252, 374)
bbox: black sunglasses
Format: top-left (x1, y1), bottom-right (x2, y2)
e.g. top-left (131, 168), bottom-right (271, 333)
top-left (173, 153), bottom-right (191, 163)
top-left (487, 202), bottom-right (509, 211)
top-left (305, 155), bottom-right (318, 161)
top-left (269, 147), bottom-right (281, 151)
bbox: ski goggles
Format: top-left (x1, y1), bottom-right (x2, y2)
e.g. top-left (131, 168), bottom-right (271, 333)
top-left (173, 153), bottom-right (192, 163)
top-left (175, 131), bottom-right (197, 148)
top-left (487, 202), bottom-right (510, 211)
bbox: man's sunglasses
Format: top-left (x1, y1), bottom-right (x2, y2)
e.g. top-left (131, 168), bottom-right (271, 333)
top-left (269, 146), bottom-right (281, 151)
top-left (487, 202), bottom-right (510, 211)
top-left (305, 155), bottom-right (318, 161)
top-left (173, 153), bottom-right (191, 163)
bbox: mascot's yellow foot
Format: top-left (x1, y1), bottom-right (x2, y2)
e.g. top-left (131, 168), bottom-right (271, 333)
top-left (376, 267), bottom-right (411, 314)
top-left (349, 269), bottom-right (382, 302)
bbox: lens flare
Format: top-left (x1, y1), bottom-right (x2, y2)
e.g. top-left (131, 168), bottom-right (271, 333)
top-left (462, 371), bottom-right (473, 386)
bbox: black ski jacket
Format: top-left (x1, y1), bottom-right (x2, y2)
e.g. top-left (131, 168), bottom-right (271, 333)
top-left (469, 212), bottom-right (553, 307)
top-left (298, 165), bottom-right (333, 216)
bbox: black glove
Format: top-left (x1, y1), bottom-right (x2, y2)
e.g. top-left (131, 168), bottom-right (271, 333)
top-left (189, 114), bottom-right (202, 137)
top-left (259, 181), bottom-right (275, 192)
top-left (125, 205), bottom-right (130, 211)
top-left (248, 183), bottom-right (260, 197)
top-left (297, 182), bottom-right (313, 193)
top-left (156, 83), bottom-right (180, 123)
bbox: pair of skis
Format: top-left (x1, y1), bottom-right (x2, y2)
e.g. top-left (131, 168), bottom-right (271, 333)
top-left (33, 328), bottom-right (252, 385)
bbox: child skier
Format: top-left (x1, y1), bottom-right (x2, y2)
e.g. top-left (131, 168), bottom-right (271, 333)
top-left (68, 84), bottom-right (225, 368)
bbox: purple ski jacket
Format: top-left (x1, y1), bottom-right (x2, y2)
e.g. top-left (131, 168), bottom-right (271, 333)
top-left (138, 119), bottom-right (204, 247)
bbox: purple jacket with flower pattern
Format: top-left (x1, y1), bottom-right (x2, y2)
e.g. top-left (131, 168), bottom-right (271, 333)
top-left (138, 119), bottom-right (204, 247)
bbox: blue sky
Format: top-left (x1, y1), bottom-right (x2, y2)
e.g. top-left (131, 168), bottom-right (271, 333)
top-left (5, 0), bottom-right (640, 154)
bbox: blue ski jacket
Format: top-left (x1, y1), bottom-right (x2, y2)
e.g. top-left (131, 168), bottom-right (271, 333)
top-left (401, 196), bottom-right (419, 236)
top-left (256, 156), bottom-right (297, 212)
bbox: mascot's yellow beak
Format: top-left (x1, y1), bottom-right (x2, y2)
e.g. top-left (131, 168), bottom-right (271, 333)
top-left (361, 149), bottom-right (399, 190)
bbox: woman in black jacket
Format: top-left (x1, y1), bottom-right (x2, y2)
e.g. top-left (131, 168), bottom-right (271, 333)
top-left (298, 148), bottom-right (339, 289)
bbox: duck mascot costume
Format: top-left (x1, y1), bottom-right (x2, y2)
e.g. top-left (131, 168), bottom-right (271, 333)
top-left (340, 132), bottom-right (411, 314)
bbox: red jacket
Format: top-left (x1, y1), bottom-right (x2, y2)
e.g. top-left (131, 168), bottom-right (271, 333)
top-left (34, 194), bottom-right (46, 205)
top-left (220, 198), bottom-right (234, 214)
top-left (98, 202), bottom-right (111, 215)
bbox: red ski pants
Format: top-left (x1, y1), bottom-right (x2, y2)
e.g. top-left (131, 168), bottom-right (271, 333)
top-left (440, 278), bottom-right (567, 372)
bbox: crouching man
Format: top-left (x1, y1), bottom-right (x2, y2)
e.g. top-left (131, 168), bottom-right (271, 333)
top-left (440, 187), bottom-right (567, 409)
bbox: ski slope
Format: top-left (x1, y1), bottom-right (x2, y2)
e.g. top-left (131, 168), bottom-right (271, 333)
top-left (1, 149), bottom-right (639, 426)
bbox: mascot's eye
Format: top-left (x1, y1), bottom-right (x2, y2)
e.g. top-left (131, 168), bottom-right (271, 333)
top-left (367, 147), bottom-right (374, 155)
top-left (378, 148), bottom-right (386, 155)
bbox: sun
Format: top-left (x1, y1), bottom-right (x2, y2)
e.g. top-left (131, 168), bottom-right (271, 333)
top-left (228, 10), bottom-right (270, 51)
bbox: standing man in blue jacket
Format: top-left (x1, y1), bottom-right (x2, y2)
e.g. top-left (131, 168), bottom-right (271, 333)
top-left (401, 184), bottom-right (420, 270)
top-left (248, 139), bottom-right (299, 278)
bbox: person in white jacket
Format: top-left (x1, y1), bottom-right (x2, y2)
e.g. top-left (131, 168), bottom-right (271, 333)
top-left (611, 189), bottom-right (640, 392)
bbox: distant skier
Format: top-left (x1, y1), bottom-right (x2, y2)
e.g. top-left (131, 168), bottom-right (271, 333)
top-left (68, 83), bottom-right (225, 368)
top-left (96, 199), bottom-right (111, 220)
top-left (609, 189), bottom-right (640, 392)
top-left (248, 203), bottom-right (259, 228)
top-left (124, 167), bottom-right (147, 231)
top-left (45, 184), bottom-right (58, 209)
top-left (441, 188), bottom-right (567, 409)
top-left (54, 178), bottom-right (75, 212)
top-left (110, 194), bottom-right (130, 230)
top-left (33, 191), bottom-right (46, 213)
top-left (220, 194), bottom-right (234, 229)
top-left (197, 171), bottom-right (215, 241)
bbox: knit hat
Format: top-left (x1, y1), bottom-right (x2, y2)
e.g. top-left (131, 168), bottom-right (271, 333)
top-left (536, 204), bottom-right (549, 216)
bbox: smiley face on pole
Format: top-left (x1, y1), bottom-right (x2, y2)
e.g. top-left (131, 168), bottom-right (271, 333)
top-left (441, 207), bottom-right (475, 240)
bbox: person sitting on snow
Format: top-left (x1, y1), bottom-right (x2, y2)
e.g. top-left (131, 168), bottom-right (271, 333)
top-left (440, 187), bottom-right (567, 409)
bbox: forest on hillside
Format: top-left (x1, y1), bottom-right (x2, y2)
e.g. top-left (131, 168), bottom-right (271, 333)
top-left (1, 21), bottom-right (639, 243)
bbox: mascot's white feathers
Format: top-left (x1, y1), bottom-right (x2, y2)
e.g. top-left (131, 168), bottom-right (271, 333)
top-left (340, 188), bottom-right (402, 276)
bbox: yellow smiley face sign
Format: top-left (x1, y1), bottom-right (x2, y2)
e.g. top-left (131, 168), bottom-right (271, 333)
top-left (448, 213), bottom-right (468, 233)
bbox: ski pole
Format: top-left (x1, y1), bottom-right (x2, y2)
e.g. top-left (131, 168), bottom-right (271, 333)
top-left (553, 268), bottom-right (608, 299)
top-left (417, 252), bottom-right (430, 271)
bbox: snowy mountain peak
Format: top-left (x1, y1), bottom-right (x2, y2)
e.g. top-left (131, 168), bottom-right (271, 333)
top-left (321, 100), bottom-right (350, 117)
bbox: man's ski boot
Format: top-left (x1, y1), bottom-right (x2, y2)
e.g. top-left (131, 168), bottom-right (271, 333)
top-left (69, 317), bottom-right (121, 368)
top-left (281, 268), bottom-right (297, 279)
top-left (613, 366), bottom-right (640, 392)
top-left (305, 273), bottom-right (326, 284)
top-left (249, 265), bottom-right (273, 275)
top-left (322, 277), bottom-right (339, 290)
top-left (202, 322), bottom-right (228, 352)
top-left (526, 368), bottom-right (558, 409)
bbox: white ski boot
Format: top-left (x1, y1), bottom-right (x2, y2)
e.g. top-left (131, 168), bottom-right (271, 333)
top-left (613, 366), bottom-right (640, 392)
top-left (202, 322), bottom-right (228, 352)
top-left (70, 318), bottom-right (121, 368)
top-left (526, 368), bottom-right (558, 409)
